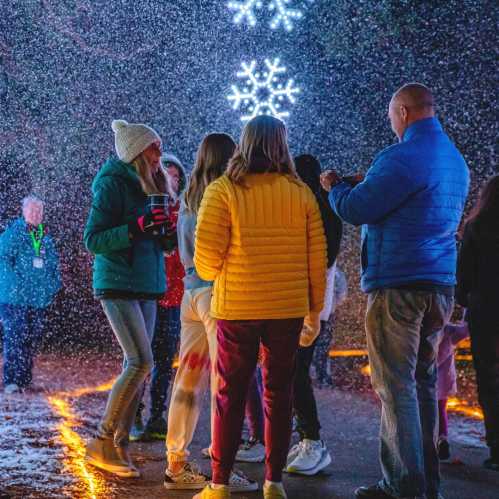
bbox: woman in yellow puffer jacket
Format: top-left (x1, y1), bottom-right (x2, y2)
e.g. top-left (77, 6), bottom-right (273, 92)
top-left (193, 115), bottom-right (327, 499)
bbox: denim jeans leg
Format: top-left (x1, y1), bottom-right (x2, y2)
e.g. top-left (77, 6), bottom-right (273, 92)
top-left (150, 306), bottom-right (181, 420)
top-left (365, 289), bottom-right (426, 497)
top-left (417, 294), bottom-right (453, 497)
top-left (99, 299), bottom-right (155, 445)
top-left (116, 300), bottom-right (157, 445)
top-left (24, 307), bottom-right (45, 387)
top-left (0, 304), bottom-right (31, 387)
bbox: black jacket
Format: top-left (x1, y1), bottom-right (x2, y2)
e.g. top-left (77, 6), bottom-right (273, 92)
top-left (456, 218), bottom-right (499, 310)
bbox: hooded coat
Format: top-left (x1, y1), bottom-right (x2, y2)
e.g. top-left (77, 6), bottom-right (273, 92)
top-left (158, 154), bottom-right (187, 308)
top-left (84, 157), bottom-right (166, 296)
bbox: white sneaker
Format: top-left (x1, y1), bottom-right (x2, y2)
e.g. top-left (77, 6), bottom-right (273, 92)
top-left (164, 462), bottom-right (210, 490)
top-left (4, 384), bottom-right (20, 394)
top-left (229, 469), bottom-right (258, 492)
top-left (286, 441), bottom-right (302, 465)
top-left (285, 439), bottom-right (331, 476)
top-left (235, 438), bottom-right (265, 463)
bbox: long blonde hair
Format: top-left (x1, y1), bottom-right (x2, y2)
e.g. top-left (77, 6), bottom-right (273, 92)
top-left (184, 133), bottom-right (236, 214)
top-left (132, 154), bottom-right (167, 195)
top-left (226, 115), bottom-right (297, 185)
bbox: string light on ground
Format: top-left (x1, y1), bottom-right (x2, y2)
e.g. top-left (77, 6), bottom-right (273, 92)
top-left (46, 380), bottom-right (115, 499)
top-left (228, 58), bottom-right (300, 121)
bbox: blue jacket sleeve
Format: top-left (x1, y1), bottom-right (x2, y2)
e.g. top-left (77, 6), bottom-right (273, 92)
top-left (0, 222), bottom-right (20, 267)
top-left (329, 152), bottom-right (420, 226)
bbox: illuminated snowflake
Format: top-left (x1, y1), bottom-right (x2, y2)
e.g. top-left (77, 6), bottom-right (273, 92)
top-left (227, 0), bottom-right (309, 31)
top-left (228, 58), bottom-right (300, 122)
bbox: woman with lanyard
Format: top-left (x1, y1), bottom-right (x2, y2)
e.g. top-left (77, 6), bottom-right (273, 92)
top-left (0, 196), bottom-right (61, 394)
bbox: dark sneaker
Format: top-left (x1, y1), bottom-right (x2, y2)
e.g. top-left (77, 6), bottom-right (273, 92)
top-left (164, 462), bottom-right (210, 490)
top-left (438, 437), bottom-right (450, 460)
top-left (140, 416), bottom-right (167, 441)
top-left (484, 457), bottom-right (499, 471)
top-left (85, 436), bottom-right (140, 478)
top-left (355, 484), bottom-right (416, 499)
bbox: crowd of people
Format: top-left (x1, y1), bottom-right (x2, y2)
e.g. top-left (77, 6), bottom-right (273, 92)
top-left (1, 82), bottom-right (498, 499)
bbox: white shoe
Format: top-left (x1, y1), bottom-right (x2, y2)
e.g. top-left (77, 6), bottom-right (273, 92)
top-left (285, 439), bottom-right (331, 476)
top-left (4, 384), bottom-right (20, 394)
top-left (235, 438), bottom-right (265, 463)
top-left (286, 441), bottom-right (302, 465)
top-left (164, 462), bottom-right (210, 490)
top-left (228, 469), bottom-right (258, 492)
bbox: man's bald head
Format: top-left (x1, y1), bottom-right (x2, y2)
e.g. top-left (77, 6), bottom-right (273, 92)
top-left (389, 83), bottom-right (436, 140)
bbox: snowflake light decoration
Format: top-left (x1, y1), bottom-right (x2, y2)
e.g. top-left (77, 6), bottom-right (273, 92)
top-left (227, 0), bottom-right (308, 32)
top-left (228, 58), bottom-right (300, 122)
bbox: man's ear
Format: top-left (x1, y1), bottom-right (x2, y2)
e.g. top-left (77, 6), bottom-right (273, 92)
top-left (400, 105), bottom-right (409, 123)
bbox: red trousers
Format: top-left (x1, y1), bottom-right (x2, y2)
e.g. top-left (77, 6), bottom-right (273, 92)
top-left (211, 318), bottom-right (303, 484)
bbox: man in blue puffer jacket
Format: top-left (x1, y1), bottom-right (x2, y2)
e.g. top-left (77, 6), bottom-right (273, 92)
top-left (321, 83), bottom-right (469, 499)
top-left (0, 196), bottom-right (61, 393)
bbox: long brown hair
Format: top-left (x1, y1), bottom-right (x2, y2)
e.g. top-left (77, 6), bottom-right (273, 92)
top-left (467, 174), bottom-right (499, 227)
top-left (184, 133), bottom-right (236, 214)
top-left (132, 154), bottom-right (167, 195)
top-left (226, 115), bottom-right (297, 185)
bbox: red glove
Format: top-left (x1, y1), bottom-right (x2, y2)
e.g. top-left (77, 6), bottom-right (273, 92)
top-left (129, 208), bottom-right (168, 238)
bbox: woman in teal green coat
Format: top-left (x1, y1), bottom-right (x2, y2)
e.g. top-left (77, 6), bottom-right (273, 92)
top-left (84, 119), bottom-right (170, 478)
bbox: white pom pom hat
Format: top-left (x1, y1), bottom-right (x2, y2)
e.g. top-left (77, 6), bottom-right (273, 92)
top-left (111, 119), bottom-right (162, 164)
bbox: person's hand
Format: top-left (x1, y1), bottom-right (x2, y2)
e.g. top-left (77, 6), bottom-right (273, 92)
top-left (129, 208), bottom-right (168, 239)
top-left (342, 173), bottom-right (365, 186)
top-left (320, 170), bottom-right (341, 192)
top-left (299, 312), bottom-right (321, 347)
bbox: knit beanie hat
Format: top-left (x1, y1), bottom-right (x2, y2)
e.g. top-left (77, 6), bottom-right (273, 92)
top-left (111, 119), bottom-right (162, 164)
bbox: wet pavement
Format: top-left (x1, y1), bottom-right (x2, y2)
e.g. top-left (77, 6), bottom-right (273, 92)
top-left (1, 354), bottom-right (498, 498)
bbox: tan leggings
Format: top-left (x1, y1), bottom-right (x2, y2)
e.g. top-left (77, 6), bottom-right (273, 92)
top-left (166, 286), bottom-right (218, 463)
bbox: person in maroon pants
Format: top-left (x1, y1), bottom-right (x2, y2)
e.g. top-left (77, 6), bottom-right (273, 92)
top-left (192, 115), bottom-right (327, 499)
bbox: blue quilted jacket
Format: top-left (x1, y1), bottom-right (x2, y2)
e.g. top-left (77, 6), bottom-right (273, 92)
top-left (329, 117), bottom-right (470, 293)
top-left (0, 218), bottom-right (61, 308)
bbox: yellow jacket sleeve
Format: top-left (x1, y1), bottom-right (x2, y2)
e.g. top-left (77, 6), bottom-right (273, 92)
top-left (306, 194), bottom-right (327, 314)
top-left (194, 178), bottom-right (231, 281)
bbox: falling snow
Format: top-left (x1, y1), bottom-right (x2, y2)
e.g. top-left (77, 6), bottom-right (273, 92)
top-left (0, 0), bottom-right (497, 496)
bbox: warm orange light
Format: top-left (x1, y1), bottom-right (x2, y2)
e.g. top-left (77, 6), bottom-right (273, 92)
top-left (455, 354), bottom-right (473, 361)
top-left (447, 397), bottom-right (484, 420)
top-left (330, 349), bottom-right (368, 358)
top-left (47, 380), bottom-right (115, 498)
top-left (360, 364), bottom-right (371, 376)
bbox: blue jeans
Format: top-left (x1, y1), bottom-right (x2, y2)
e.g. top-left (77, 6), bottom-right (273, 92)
top-left (99, 299), bottom-right (156, 446)
top-left (0, 304), bottom-right (45, 388)
top-left (149, 305), bottom-right (181, 420)
top-left (365, 289), bottom-right (453, 498)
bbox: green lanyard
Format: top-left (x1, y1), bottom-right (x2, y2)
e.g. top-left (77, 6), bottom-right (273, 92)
top-left (29, 224), bottom-right (44, 257)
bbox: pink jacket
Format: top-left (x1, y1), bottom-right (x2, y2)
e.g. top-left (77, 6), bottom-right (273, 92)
top-left (437, 322), bottom-right (470, 399)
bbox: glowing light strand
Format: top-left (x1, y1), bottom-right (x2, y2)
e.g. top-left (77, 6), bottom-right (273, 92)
top-left (269, 0), bottom-right (303, 31)
top-left (227, 0), bottom-right (307, 31)
top-left (228, 58), bottom-right (300, 121)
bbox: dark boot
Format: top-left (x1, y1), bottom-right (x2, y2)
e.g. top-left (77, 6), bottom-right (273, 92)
top-left (355, 484), bottom-right (416, 499)
top-left (484, 445), bottom-right (499, 471)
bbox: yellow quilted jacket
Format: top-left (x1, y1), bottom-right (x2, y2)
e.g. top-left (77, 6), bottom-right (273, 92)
top-left (194, 173), bottom-right (327, 320)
